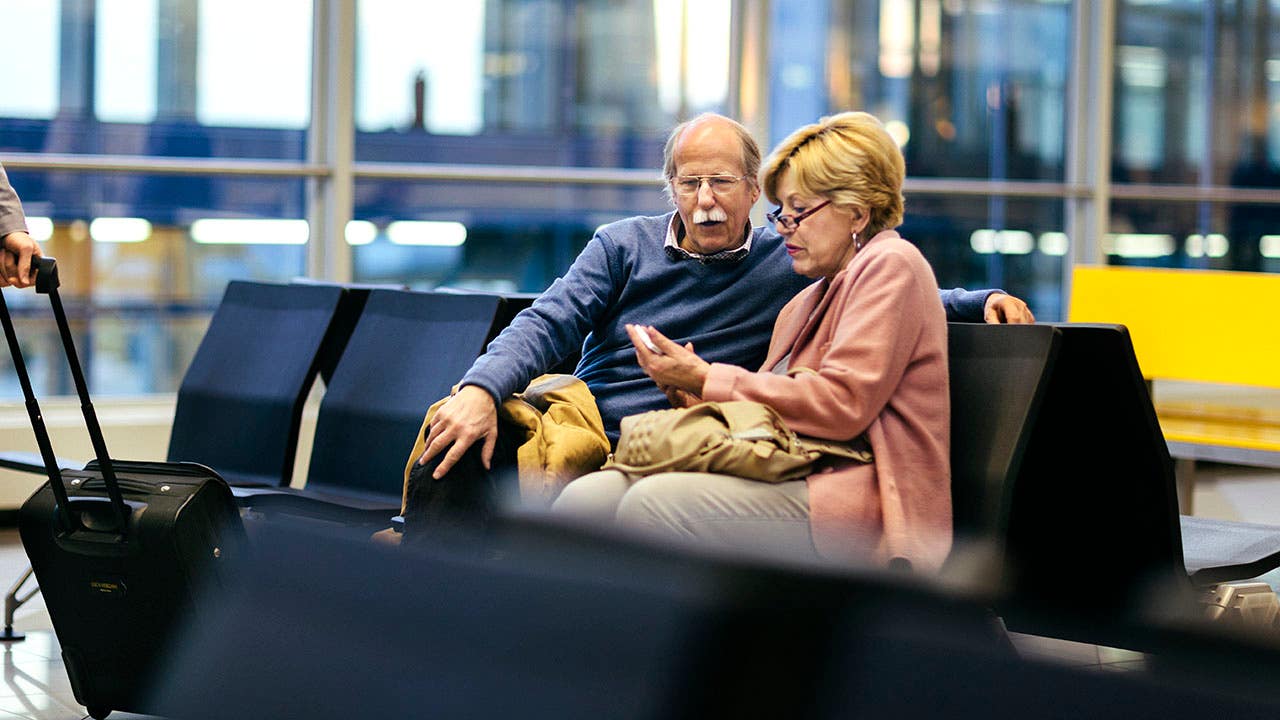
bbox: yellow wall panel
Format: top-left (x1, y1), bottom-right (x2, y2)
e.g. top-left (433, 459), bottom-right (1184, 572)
top-left (1068, 265), bottom-right (1280, 389)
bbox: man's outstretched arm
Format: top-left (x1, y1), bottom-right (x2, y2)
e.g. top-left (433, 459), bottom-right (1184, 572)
top-left (416, 231), bottom-right (619, 477)
top-left (938, 287), bottom-right (1034, 324)
top-left (983, 292), bottom-right (1035, 323)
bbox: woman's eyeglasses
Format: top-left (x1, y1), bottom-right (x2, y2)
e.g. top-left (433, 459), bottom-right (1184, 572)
top-left (766, 200), bottom-right (832, 231)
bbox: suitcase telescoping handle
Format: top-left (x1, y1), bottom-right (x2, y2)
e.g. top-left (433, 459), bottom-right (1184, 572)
top-left (0, 260), bottom-right (75, 524)
top-left (0, 257), bottom-right (131, 536)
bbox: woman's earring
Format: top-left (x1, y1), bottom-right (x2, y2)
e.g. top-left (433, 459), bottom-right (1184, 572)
top-left (851, 231), bottom-right (862, 251)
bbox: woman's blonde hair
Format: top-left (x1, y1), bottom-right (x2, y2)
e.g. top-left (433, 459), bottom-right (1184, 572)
top-left (760, 112), bottom-right (905, 235)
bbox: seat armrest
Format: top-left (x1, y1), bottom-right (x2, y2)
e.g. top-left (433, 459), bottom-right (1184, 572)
top-left (0, 450), bottom-right (83, 475)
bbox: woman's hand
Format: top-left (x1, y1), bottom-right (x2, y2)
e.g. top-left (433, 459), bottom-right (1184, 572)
top-left (625, 324), bottom-right (709, 398)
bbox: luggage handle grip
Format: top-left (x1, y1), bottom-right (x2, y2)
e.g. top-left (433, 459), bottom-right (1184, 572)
top-left (35, 256), bottom-right (59, 294)
top-left (65, 496), bottom-right (137, 533)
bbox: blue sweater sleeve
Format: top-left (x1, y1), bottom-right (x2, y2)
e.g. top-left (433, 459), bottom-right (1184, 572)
top-left (939, 287), bottom-right (1001, 322)
top-left (460, 234), bottom-right (618, 403)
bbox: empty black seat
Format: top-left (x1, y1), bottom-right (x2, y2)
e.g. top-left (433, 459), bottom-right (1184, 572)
top-left (1002, 323), bottom-right (1198, 647)
top-left (167, 281), bottom-right (348, 487)
top-left (0, 280), bottom-right (347, 489)
top-left (233, 289), bottom-right (504, 525)
top-left (944, 322), bottom-right (1060, 592)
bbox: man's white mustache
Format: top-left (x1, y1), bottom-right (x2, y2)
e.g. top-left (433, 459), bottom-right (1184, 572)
top-left (692, 208), bottom-right (728, 224)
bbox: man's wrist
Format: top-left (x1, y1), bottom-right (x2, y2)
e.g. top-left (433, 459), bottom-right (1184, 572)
top-left (458, 382), bottom-right (501, 408)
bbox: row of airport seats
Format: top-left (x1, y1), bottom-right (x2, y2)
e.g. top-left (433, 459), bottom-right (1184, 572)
top-left (184, 284), bottom-right (1280, 641)
top-left (0, 281), bottom-right (548, 634)
top-left (7, 278), bottom-right (1280, 708)
top-left (168, 283), bottom-right (1280, 657)
top-left (951, 322), bottom-right (1280, 652)
top-left (0, 280), bottom-right (531, 525)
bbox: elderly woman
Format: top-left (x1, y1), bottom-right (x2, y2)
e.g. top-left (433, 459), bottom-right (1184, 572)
top-left (553, 112), bottom-right (950, 571)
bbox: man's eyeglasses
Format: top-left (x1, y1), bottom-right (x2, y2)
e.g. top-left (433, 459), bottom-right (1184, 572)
top-left (766, 200), bottom-right (832, 231)
top-left (671, 174), bottom-right (749, 197)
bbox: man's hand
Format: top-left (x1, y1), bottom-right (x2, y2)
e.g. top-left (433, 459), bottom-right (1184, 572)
top-left (0, 231), bottom-right (41, 288)
top-left (983, 293), bottom-right (1035, 324)
top-left (416, 384), bottom-right (498, 479)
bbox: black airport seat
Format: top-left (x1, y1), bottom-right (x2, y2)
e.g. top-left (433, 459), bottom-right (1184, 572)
top-left (943, 322), bottom-right (1060, 594)
top-left (232, 289), bottom-right (504, 526)
top-left (167, 280), bottom-right (349, 488)
top-left (0, 280), bottom-right (348, 489)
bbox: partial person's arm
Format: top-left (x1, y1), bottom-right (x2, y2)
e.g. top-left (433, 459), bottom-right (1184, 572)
top-left (0, 163), bottom-right (42, 289)
top-left (418, 385), bottom-right (500, 478)
top-left (982, 292), bottom-right (1035, 323)
top-left (938, 287), bottom-right (1034, 324)
top-left (419, 234), bottom-right (621, 477)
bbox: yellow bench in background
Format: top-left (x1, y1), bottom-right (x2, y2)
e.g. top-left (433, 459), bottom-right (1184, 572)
top-left (1069, 265), bottom-right (1280, 513)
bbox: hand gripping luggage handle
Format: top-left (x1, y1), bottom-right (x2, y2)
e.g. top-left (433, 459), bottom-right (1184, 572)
top-left (0, 258), bottom-right (131, 536)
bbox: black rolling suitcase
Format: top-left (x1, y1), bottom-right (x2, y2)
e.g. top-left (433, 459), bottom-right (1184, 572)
top-left (1, 258), bottom-right (246, 720)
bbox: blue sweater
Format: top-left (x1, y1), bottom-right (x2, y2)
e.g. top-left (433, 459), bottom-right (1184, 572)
top-left (462, 212), bottom-right (994, 441)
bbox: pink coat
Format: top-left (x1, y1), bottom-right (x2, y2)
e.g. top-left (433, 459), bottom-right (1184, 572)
top-left (701, 230), bottom-right (952, 570)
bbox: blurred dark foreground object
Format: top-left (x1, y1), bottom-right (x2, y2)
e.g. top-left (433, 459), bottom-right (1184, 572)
top-left (149, 514), bottom-right (1280, 720)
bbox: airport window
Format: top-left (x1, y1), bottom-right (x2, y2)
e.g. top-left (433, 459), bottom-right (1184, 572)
top-left (3, 0), bottom-right (1280, 399)
top-left (356, 0), bottom-right (485, 134)
top-left (350, 179), bottom-right (671, 291)
top-left (0, 1), bottom-right (60, 119)
top-left (196, 0), bottom-right (312, 129)
top-left (1112, 0), bottom-right (1280, 273)
top-left (908, 195), bottom-right (1068, 319)
top-left (770, 0), bottom-right (1071, 181)
top-left (350, 0), bottom-right (733, 290)
top-left (96, 0), bottom-right (159, 123)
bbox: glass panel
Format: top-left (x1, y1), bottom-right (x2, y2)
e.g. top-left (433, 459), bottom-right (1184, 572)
top-left (354, 0), bottom-right (730, 163)
top-left (1113, 1), bottom-right (1205, 183)
top-left (197, 0), bottom-right (312, 128)
top-left (907, 195), bottom-right (1067, 319)
top-left (1109, 198), bottom-right (1280, 272)
top-left (351, 180), bottom-right (671, 291)
top-left (1, 1), bottom-right (310, 158)
top-left (1225, 200), bottom-right (1280, 272)
top-left (356, 1), bottom-right (485, 134)
top-left (0, 169), bottom-right (309, 399)
top-left (0, 1), bottom-right (61, 119)
top-left (0, 299), bottom-right (211, 399)
top-left (1115, 0), bottom-right (1280, 186)
top-left (768, 0), bottom-right (1071, 181)
top-left (96, 0), bottom-right (159, 123)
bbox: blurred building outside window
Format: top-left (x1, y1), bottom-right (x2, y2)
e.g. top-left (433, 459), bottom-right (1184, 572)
top-left (0, 0), bottom-right (1278, 399)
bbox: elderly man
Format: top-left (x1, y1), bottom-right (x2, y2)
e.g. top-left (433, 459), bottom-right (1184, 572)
top-left (0, 163), bottom-right (42, 289)
top-left (418, 113), bottom-right (1033, 484)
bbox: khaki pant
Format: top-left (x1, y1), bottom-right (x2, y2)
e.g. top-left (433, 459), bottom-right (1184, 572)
top-left (552, 469), bottom-right (819, 561)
